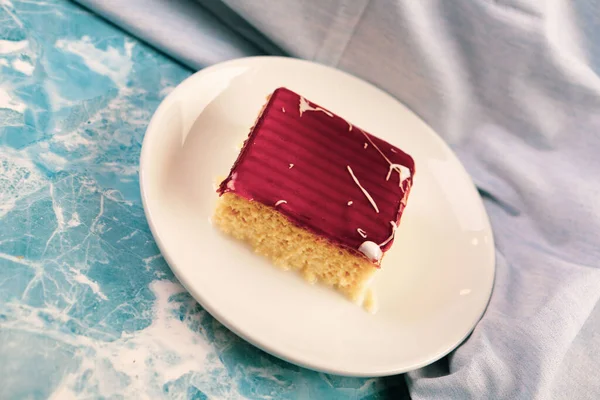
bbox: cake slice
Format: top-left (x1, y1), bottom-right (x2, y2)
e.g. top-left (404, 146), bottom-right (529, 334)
top-left (214, 87), bottom-right (415, 304)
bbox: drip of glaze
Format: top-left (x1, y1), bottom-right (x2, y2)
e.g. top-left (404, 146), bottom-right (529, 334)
top-left (359, 129), bottom-right (407, 186)
top-left (299, 96), bottom-right (333, 117)
top-left (346, 165), bottom-right (379, 213)
top-left (378, 221), bottom-right (398, 247)
top-left (401, 180), bottom-right (412, 206)
top-left (359, 241), bottom-right (382, 262)
top-left (386, 163), bottom-right (411, 185)
top-left (226, 172), bottom-right (237, 190)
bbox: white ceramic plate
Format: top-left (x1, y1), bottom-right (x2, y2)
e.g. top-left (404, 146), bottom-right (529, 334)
top-left (140, 57), bottom-right (495, 377)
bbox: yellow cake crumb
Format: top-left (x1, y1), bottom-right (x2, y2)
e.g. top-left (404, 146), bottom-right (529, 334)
top-left (213, 193), bottom-right (378, 303)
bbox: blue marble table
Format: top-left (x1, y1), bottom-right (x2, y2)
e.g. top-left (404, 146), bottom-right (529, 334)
top-left (0, 1), bottom-right (409, 398)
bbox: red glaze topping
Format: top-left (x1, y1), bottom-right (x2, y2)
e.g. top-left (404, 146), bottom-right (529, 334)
top-left (218, 87), bottom-right (415, 265)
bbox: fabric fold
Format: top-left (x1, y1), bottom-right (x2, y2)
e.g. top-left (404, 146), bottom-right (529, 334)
top-left (73, 0), bottom-right (283, 69)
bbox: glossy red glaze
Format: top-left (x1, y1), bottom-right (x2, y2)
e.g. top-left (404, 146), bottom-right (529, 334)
top-left (218, 87), bottom-right (415, 264)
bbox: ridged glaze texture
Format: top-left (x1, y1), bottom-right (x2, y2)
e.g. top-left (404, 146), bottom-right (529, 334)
top-left (218, 87), bottom-right (415, 259)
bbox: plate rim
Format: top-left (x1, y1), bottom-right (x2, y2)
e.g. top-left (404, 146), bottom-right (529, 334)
top-left (139, 56), bottom-right (496, 377)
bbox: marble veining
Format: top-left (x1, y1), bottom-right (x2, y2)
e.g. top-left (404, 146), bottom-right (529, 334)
top-left (0, 1), bottom-right (403, 398)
